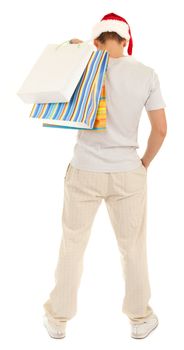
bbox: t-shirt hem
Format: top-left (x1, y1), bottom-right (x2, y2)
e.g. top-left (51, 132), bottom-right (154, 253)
top-left (70, 159), bottom-right (142, 173)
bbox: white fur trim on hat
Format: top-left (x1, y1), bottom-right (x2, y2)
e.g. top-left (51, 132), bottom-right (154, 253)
top-left (91, 19), bottom-right (130, 41)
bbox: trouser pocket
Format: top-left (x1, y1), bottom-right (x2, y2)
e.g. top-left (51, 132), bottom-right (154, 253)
top-left (64, 162), bottom-right (71, 180)
top-left (141, 163), bottom-right (147, 174)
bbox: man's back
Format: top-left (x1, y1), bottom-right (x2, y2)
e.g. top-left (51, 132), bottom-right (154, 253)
top-left (70, 55), bottom-right (166, 172)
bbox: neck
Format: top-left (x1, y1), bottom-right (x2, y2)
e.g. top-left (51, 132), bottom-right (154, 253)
top-left (109, 52), bottom-right (125, 58)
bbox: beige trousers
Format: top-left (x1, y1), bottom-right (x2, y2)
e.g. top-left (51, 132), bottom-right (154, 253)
top-left (43, 162), bottom-right (154, 327)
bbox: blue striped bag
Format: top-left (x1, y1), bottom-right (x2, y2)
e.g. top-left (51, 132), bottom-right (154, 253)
top-left (29, 49), bottom-right (109, 131)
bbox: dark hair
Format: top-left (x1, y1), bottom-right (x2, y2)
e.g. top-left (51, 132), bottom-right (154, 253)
top-left (95, 31), bottom-right (126, 44)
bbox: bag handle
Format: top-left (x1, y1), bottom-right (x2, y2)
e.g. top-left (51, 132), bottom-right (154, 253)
top-left (55, 39), bottom-right (93, 50)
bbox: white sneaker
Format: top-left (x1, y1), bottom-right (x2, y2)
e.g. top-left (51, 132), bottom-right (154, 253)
top-left (130, 314), bottom-right (159, 339)
top-left (43, 314), bottom-right (66, 339)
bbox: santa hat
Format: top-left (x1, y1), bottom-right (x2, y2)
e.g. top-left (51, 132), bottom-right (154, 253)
top-left (91, 12), bottom-right (133, 55)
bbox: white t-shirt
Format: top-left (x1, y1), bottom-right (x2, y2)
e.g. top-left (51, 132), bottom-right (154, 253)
top-left (70, 55), bottom-right (166, 172)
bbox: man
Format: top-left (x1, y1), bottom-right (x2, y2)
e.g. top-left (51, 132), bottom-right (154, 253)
top-left (43, 12), bottom-right (167, 340)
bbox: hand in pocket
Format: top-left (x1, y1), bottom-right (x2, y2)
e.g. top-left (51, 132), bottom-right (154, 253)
top-left (140, 158), bottom-right (148, 171)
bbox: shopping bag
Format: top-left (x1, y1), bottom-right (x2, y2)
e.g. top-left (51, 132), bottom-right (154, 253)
top-left (42, 75), bottom-right (107, 132)
top-left (29, 49), bottom-right (109, 131)
top-left (17, 40), bottom-right (95, 103)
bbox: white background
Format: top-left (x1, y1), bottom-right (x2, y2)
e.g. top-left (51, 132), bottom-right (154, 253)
top-left (0, 0), bottom-right (183, 349)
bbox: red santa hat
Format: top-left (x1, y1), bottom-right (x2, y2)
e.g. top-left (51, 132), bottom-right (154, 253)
top-left (91, 12), bottom-right (133, 55)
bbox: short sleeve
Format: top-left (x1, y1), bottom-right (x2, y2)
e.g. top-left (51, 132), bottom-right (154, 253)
top-left (144, 70), bottom-right (166, 111)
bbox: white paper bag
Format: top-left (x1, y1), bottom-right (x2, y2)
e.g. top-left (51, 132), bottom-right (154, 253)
top-left (17, 40), bottom-right (95, 103)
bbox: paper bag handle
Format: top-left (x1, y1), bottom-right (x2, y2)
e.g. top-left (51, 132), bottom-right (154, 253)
top-left (55, 39), bottom-right (93, 50)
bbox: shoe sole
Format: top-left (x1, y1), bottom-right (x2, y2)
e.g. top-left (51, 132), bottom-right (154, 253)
top-left (131, 319), bottom-right (159, 339)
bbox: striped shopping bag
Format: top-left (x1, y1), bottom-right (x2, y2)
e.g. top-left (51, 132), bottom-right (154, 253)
top-left (42, 74), bottom-right (107, 132)
top-left (29, 49), bottom-right (109, 132)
